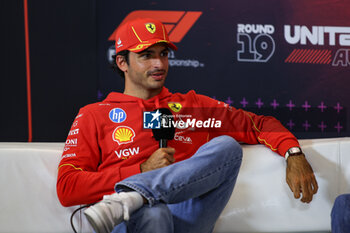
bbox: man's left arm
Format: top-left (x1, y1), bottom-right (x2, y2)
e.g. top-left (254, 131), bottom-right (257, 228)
top-left (195, 93), bottom-right (319, 203)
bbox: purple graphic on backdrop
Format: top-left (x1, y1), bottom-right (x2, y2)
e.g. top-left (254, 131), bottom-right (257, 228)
top-left (270, 99), bottom-right (279, 110)
top-left (240, 98), bottom-right (249, 108)
top-left (302, 101), bottom-right (311, 112)
top-left (318, 102), bottom-right (327, 112)
top-left (318, 122), bottom-right (327, 132)
top-left (286, 100), bottom-right (296, 111)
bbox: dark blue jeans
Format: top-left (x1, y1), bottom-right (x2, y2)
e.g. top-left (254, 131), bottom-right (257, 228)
top-left (112, 135), bottom-right (243, 233)
top-left (331, 194), bottom-right (350, 233)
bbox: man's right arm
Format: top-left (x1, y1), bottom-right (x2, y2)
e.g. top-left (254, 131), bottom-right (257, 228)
top-left (56, 109), bottom-right (122, 207)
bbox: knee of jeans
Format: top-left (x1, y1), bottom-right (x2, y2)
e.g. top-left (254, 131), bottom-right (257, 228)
top-left (334, 194), bottom-right (350, 208)
top-left (142, 203), bottom-right (172, 222)
top-left (331, 194), bottom-right (349, 217)
top-left (214, 135), bottom-right (243, 160)
top-left (128, 204), bottom-right (174, 232)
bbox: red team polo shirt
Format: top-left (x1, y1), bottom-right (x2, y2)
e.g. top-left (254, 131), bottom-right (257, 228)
top-left (57, 87), bottom-right (299, 206)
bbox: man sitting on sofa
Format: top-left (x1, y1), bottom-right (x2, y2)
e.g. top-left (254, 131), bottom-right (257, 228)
top-left (56, 17), bottom-right (318, 233)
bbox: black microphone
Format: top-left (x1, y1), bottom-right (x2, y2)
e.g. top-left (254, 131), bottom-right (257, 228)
top-left (152, 108), bottom-right (175, 148)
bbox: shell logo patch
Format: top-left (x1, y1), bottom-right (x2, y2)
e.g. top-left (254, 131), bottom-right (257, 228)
top-left (112, 126), bottom-right (135, 145)
top-left (168, 102), bottom-right (182, 112)
top-left (145, 23), bottom-right (156, 34)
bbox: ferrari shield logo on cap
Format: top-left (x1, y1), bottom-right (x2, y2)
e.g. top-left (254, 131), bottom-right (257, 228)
top-left (145, 23), bottom-right (156, 33)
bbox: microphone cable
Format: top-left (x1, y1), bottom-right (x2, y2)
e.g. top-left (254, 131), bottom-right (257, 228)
top-left (70, 204), bottom-right (93, 233)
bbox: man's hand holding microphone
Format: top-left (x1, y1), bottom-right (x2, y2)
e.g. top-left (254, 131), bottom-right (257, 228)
top-left (141, 108), bottom-right (176, 173)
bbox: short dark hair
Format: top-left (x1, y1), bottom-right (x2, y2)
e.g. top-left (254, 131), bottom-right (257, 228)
top-left (111, 50), bottom-right (130, 78)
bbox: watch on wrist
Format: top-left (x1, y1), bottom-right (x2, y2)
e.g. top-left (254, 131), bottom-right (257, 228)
top-left (285, 147), bottom-right (303, 160)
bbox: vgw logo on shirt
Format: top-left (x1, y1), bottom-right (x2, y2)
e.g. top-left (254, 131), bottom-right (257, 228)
top-left (115, 147), bottom-right (140, 159)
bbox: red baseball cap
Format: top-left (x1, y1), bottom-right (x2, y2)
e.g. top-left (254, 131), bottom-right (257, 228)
top-left (114, 18), bottom-right (177, 53)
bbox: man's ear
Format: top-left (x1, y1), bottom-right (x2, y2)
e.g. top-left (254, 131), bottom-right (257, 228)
top-left (116, 55), bottom-right (128, 72)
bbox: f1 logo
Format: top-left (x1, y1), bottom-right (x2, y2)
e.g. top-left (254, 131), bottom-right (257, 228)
top-left (109, 10), bottom-right (202, 43)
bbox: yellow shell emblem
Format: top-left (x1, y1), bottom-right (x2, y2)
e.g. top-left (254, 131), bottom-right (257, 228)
top-left (113, 126), bottom-right (135, 145)
top-left (168, 103), bottom-right (182, 112)
top-left (145, 23), bottom-right (156, 34)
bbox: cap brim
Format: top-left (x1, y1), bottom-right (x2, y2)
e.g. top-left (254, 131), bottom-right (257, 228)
top-left (128, 39), bottom-right (177, 53)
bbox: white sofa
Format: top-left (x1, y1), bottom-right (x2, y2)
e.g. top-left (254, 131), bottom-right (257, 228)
top-left (0, 138), bottom-right (349, 233)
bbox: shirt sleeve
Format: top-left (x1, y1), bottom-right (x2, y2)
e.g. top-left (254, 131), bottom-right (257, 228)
top-left (193, 93), bottom-right (300, 156)
top-left (56, 108), bottom-right (124, 207)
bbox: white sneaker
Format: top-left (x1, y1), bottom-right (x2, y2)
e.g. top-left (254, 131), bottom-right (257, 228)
top-left (84, 193), bottom-right (125, 233)
top-left (84, 192), bottom-right (144, 233)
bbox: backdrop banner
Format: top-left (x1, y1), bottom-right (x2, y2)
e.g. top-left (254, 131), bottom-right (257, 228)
top-left (96, 0), bottom-right (350, 139)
